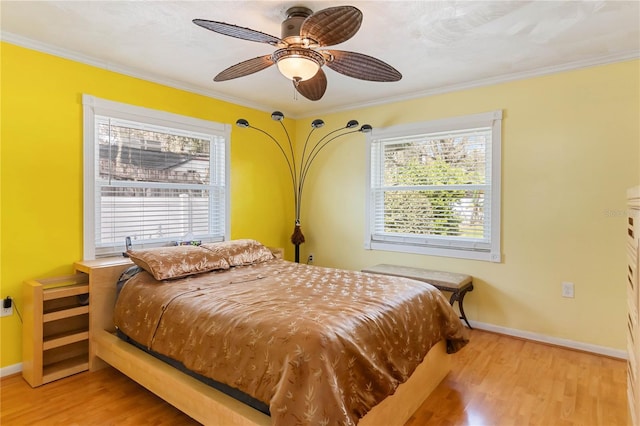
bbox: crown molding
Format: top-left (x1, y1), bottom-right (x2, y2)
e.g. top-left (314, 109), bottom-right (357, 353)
top-left (0, 31), bottom-right (276, 115)
top-left (300, 50), bottom-right (640, 118)
top-left (3, 30), bottom-right (638, 120)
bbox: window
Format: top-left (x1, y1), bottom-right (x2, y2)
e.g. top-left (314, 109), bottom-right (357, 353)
top-left (83, 95), bottom-right (230, 258)
top-left (365, 111), bottom-right (502, 262)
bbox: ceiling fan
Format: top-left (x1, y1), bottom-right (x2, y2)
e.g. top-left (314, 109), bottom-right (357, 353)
top-left (193, 5), bottom-right (402, 101)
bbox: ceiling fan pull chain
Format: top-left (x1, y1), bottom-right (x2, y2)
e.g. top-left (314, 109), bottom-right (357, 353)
top-left (293, 78), bottom-right (300, 100)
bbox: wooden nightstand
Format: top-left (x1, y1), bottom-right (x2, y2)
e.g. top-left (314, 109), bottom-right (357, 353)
top-left (22, 274), bottom-right (91, 387)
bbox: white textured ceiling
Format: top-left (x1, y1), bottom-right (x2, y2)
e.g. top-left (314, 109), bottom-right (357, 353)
top-left (2, 1), bottom-right (639, 117)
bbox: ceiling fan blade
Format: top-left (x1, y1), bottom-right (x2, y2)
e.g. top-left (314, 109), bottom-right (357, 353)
top-left (193, 19), bottom-right (282, 46)
top-left (295, 69), bottom-right (327, 101)
top-left (214, 55), bottom-right (274, 82)
top-left (300, 6), bottom-right (362, 47)
top-left (325, 50), bottom-right (402, 82)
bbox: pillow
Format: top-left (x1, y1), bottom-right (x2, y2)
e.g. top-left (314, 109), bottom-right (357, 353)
top-left (201, 239), bottom-right (274, 267)
top-left (127, 245), bottom-right (230, 280)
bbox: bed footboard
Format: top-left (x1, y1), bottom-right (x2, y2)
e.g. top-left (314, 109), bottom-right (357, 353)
top-left (359, 339), bottom-right (449, 426)
top-left (93, 329), bottom-right (270, 425)
top-left (94, 328), bottom-right (449, 426)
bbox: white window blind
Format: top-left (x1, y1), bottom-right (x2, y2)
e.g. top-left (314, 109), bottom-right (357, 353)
top-left (83, 95), bottom-right (230, 258)
top-left (365, 111), bottom-right (502, 262)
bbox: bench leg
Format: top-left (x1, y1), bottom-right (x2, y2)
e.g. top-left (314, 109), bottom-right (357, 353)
top-left (450, 285), bottom-right (473, 329)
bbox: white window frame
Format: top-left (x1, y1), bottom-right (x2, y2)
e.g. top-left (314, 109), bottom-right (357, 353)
top-left (365, 110), bottom-right (502, 262)
top-left (82, 94), bottom-right (231, 259)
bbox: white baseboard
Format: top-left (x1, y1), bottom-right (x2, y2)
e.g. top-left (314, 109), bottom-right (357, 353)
top-left (1, 362), bottom-right (22, 378)
top-left (469, 320), bottom-right (627, 360)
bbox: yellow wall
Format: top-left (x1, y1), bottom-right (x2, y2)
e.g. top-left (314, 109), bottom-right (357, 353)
top-left (0, 42), bottom-right (294, 367)
top-left (1, 41), bottom-right (638, 369)
top-left (300, 60), bottom-right (640, 351)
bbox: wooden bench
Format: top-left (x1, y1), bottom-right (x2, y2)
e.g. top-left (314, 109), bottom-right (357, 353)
top-left (362, 264), bottom-right (474, 328)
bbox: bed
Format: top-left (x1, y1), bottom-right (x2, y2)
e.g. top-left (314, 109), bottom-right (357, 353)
top-left (84, 239), bottom-right (468, 426)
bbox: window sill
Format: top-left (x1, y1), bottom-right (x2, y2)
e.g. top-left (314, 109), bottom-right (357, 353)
top-left (365, 240), bottom-right (501, 263)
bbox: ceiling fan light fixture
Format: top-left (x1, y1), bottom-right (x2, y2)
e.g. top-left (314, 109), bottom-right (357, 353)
top-left (273, 48), bottom-right (324, 82)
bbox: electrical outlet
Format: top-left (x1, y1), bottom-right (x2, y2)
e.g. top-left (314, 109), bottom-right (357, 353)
top-left (1, 297), bottom-right (13, 317)
top-left (307, 254), bottom-right (314, 264)
top-left (561, 282), bottom-right (574, 298)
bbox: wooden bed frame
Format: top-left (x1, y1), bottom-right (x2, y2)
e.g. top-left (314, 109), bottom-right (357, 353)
top-left (75, 257), bottom-right (451, 426)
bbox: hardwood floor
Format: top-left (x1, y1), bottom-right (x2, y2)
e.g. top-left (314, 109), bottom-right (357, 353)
top-left (1, 330), bottom-right (629, 426)
top-left (406, 330), bottom-right (629, 426)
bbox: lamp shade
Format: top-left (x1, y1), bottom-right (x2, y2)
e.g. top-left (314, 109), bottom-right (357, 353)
top-left (276, 57), bottom-right (319, 81)
top-left (272, 48), bottom-right (324, 82)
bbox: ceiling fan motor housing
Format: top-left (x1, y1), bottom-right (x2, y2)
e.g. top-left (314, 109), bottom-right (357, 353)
top-left (281, 6), bottom-right (314, 46)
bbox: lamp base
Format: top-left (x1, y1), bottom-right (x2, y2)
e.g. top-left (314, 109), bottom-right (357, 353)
top-left (291, 223), bottom-right (305, 263)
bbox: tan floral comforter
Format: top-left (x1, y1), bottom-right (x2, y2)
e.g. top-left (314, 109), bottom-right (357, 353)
top-left (114, 259), bottom-right (468, 426)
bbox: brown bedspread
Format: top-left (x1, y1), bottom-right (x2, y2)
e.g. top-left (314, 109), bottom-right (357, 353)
top-left (114, 259), bottom-right (468, 425)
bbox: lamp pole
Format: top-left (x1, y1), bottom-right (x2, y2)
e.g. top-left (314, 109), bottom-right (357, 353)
top-left (236, 112), bottom-right (371, 262)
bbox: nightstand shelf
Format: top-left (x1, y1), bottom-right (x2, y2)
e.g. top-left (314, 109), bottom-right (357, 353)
top-left (43, 305), bottom-right (89, 322)
top-left (43, 329), bottom-right (89, 350)
top-left (23, 274), bottom-right (90, 387)
top-left (42, 354), bottom-right (89, 384)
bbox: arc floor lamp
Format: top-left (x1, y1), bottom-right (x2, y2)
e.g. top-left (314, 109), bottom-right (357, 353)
top-left (236, 111), bottom-right (372, 262)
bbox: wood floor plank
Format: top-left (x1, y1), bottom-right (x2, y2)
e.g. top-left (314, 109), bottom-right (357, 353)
top-left (1, 330), bottom-right (629, 425)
